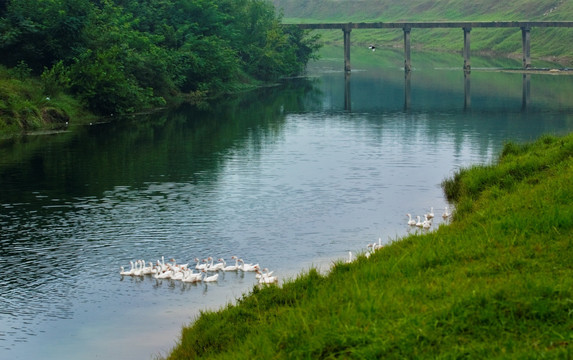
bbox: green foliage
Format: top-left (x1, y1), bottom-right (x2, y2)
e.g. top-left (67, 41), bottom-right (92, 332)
top-left (41, 60), bottom-right (71, 96)
top-left (0, 0), bottom-right (320, 119)
top-left (0, 64), bottom-right (96, 133)
top-left (165, 132), bottom-right (573, 359)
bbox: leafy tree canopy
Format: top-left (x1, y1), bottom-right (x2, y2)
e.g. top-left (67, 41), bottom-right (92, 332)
top-left (0, 0), bottom-right (321, 115)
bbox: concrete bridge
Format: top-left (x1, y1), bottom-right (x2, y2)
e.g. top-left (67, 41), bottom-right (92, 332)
top-left (294, 21), bottom-right (573, 72)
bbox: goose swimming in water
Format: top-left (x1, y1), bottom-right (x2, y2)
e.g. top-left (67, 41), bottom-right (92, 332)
top-left (119, 266), bottom-right (132, 276)
top-left (426, 207), bottom-right (435, 219)
top-left (238, 259), bottom-right (259, 272)
top-left (422, 216), bottom-right (432, 229)
top-left (182, 269), bottom-right (203, 283)
top-left (407, 213), bottom-right (416, 226)
top-left (209, 258), bottom-right (225, 271)
top-left (221, 256), bottom-right (240, 271)
top-left (194, 257), bottom-right (208, 270)
top-left (202, 270), bottom-right (219, 282)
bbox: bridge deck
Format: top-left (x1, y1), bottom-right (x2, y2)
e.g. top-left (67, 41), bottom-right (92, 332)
top-left (290, 21), bottom-right (573, 72)
top-left (294, 21), bottom-right (573, 30)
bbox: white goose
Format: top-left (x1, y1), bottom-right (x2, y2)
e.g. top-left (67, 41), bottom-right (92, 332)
top-left (141, 261), bottom-right (154, 275)
top-left (257, 268), bottom-right (278, 284)
top-left (182, 269), bottom-right (203, 283)
top-left (442, 206), bottom-right (451, 219)
top-left (426, 207), bottom-right (435, 219)
top-left (415, 216), bottom-right (423, 227)
top-left (202, 270), bottom-right (219, 282)
top-left (238, 259), bottom-right (259, 272)
top-left (209, 258), bottom-right (225, 271)
top-left (407, 213), bottom-right (416, 226)
top-left (133, 260), bottom-right (145, 276)
top-left (374, 237), bottom-right (383, 250)
top-left (155, 267), bottom-right (173, 279)
top-left (365, 243), bottom-right (373, 258)
top-left (194, 257), bottom-right (208, 270)
top-left (170, 258), bottom-right (188, 271)
top-left (256, 267), bottom-right (274, 279)
top-left (422, 215), bottom-right (432, 229)
top-left (221, 256), bottom-right (240, 271)
top-left (170, 267), bottom-right (184, 281)
top-left (119, 266), bottom-right (132, 276)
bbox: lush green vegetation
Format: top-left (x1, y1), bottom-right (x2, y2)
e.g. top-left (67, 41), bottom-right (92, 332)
top-left (0, 0), bottom-right (320, 132)
top-left (273, 0), bottom-right (573, 64)
top-left (166, 132), bottom-right (573, 359)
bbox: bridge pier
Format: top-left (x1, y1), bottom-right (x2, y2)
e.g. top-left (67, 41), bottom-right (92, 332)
top-left (343, 26), bottom-right (352, 72)
top-left (521, 27), bottom-right (531, 68)
top-left (463, 27), bottom-right (471, 71)
top-left (403, 27), bottom-right (412, 72)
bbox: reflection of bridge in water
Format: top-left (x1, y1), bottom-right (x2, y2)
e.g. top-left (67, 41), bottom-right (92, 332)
top-left (343, 72), bottom-right (531, 111)
top-left (295, 21), bottom-right (573, 72)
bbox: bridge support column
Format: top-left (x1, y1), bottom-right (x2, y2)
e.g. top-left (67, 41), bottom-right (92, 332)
top-left (343, 26), bottom-right (352, 72)
top-left (463, 27), bottom-right (471, 71)
top-left (403, 27), bottom-right (411, 72)
top-left (521, 27), bottom-right (531, 69)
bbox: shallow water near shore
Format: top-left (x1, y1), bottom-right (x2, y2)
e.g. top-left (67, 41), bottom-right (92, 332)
top-left (1, 47), bottom-right (573, 359)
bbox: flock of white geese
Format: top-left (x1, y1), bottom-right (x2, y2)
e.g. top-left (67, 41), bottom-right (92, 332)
top-left (122, 207), bottom-right (452, 281)
top-left (120, 256), bottom-right (278, 284)
top-left (406, 206), bottom-right (451, 230)
top-left (348, 206), bottom-right (452, 263)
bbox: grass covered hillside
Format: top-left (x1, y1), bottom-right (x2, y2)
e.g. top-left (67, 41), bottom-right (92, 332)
top-left (273, 0), bottom-right (573, 64)
top-left (166, 132), bottom-right (573, 358)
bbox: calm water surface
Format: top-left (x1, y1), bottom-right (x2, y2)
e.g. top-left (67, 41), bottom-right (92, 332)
top-left (1, 48), bottom-right (573, 359)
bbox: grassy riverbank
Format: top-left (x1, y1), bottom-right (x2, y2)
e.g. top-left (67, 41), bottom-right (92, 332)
top-left (166, 132), bottom-right (573, 359)
top-left (0, 65), bottom-right (98, 135)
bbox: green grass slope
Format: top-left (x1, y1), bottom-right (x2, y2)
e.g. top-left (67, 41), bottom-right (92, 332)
top-left (166, 132), bottom-right (573, 359)
top-left (274, 0), bottom-right (573, 64)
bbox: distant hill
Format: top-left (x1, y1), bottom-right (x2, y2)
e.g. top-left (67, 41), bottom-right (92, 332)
top-left (272, 0), bottom-right (573, 64)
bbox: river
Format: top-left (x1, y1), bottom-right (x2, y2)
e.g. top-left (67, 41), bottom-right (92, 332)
top-left (1, 47), bottom-right (572, 359)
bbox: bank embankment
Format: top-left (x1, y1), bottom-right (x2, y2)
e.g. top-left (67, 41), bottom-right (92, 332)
top-left (165, 131), bottom-right (572, 359)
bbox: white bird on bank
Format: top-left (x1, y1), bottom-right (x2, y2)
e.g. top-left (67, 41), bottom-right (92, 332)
top-left (442, 206), bottom-right (451, 219)
top-left (256, 268), bottom-right (274, 279)
top-left (256, 268), bottom-right (278, 284)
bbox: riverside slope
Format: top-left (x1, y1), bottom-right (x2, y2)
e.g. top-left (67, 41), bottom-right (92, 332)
top-left (166, 132), bottom-right (573, 359)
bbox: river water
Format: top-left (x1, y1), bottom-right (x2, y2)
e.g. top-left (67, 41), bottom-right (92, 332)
top-left (1, 48), bottom-right (573, 359)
